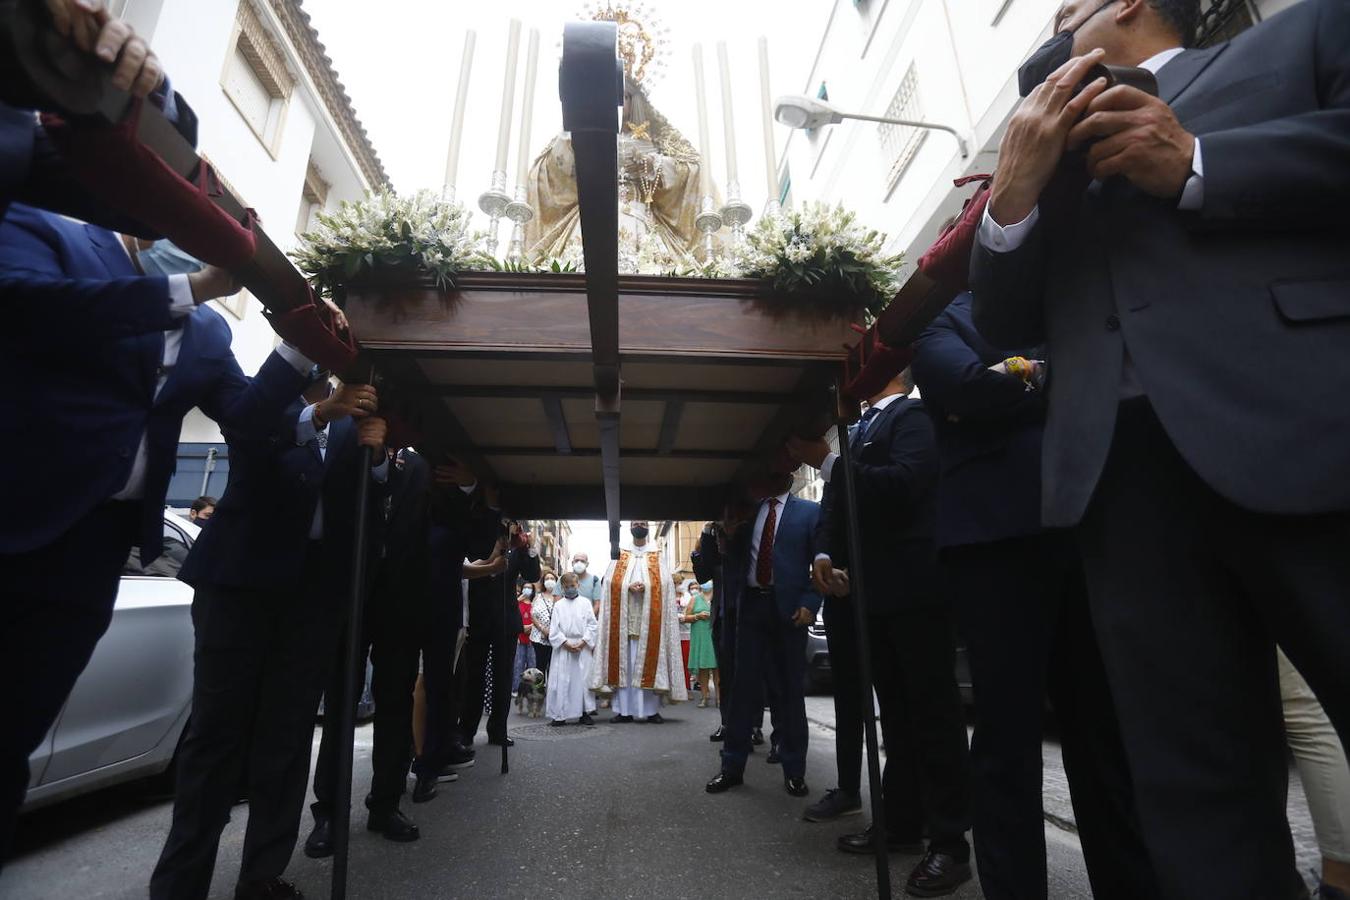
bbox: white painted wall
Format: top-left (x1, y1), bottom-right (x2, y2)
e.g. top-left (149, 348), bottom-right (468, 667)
top-left (132, 1), bottom-right (376, 443)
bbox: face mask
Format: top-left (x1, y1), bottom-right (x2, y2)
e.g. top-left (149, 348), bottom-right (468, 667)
top-left (136, 239), bottom-right (206, 276)
top-left (523, 588), bottom-right (534, 598)
top-left (572, 561), bottom-right (587, 575)
top-left (544, 579), bottom-right (557, 590)
top-left (631, 526), bottom-right (649, 540)
top-left (1018, 0), bottom-right (1115, 96)
top-left (563, 588), bottom-right (580, 599)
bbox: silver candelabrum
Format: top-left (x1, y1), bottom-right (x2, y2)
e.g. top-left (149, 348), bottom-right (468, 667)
top-left (720, 180), bottom-right (753, 247)
top-left (504, 185), bottom-right (536, 263)
top-left (477, 170), bottom-right (512, 257)
top-left (762, 197), bottom-right (782, 219)
top-left (694, 195), bottom-right (723, 263)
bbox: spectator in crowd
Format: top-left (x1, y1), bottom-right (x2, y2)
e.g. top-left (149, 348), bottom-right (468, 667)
top-left (972, 2), bottom-right (1350, 895)
top-left (792, 367), bottom-right (972, 897)
top-left (530, 574), bottom-right (556, 680)
top-left (150, 376), bottom-right (387, 900)
top-left (0, 202), bottom-right (313, 865)
top-left (188, 495), bottom-right (216, 523)
top-left (305, 446), bottom-right (437, 857)
top-left (705, 470), bottom-right (820, 800)
top-left (571, 551), bottom-right (602, 618)
top-left (675, 577), bottom-right (693, 689)
top-left (547, 573), bottom-right (599, 727)
top-left (684, 581), bottom-right (718, 708)
top-left (1280, 651), bottom-right (1350, 900)
top-left (513, 586), bottom-right (536, 696)
top-left (541, 568), bottom-right (559, 599)
top-left (912, 291), bottom-right (1157, 900)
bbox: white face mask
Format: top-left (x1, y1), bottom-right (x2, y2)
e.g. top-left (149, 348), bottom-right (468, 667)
top-left (572, 561), bottom-right (587, 575)
top-left (544, 579), bottom-right (557, 591)
top-left (522, 588), bottom-right (534, 598)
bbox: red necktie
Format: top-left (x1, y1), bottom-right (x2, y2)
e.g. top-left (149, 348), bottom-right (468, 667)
top-left (756, 499), bottom-right (779, 587)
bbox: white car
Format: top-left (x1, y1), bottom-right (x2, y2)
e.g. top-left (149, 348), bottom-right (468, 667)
top-left (23, 511), bottom-right (199, 811)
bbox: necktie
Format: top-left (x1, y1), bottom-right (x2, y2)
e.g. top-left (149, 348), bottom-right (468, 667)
top-left (850, 406), bottom-right (882, 452)
top-left (756, 498), bottom-right (779, 587)
top-left (315, 426), bottom-right (328, 451)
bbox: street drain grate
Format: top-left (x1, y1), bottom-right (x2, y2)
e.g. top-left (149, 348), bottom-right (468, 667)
top-left (511, 723), bottom-right (615, 742)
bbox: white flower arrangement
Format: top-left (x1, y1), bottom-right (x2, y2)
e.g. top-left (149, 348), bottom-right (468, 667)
top-left (291, 190), bottom-right (485, 296)
top-left (736, 202), bottom-right (905, 317)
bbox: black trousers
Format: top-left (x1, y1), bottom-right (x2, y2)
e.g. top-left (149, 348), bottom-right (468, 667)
top-left (1077, 399), bottom-right (1350, 900)
top-left (721, 589), bottom-right (809, 778)
top-left (150, 549), bottom-right (338, 900)
top-left (1, 501), bottom-right (137, 865)
top-left (311, 577), bottom-right (421, 817)
top-left (457, 631), bottom-right (514, 743)
top-left (947, 533), bottom-right (1156, 900)
top-left (716, 614), bottom-right (771, 732)
top-left (412, 598), bottom-right (462, 777)
top-left (532, 641), bottom-right (552, 681)
top-left (828, 595), bottom-right (971, 854)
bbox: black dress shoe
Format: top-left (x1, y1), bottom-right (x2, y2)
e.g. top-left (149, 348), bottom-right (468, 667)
top-left (766, 745), bottom-right (781, 765)
top-left (412, 774), bottom-right (438, 804)
top-left (550, 719), bottom-right (566, 727)
top-left (488, 735), bottom-right (515, 747)
top-left (445, 745), bottom-right (476, 767)
top-left (709, 725), bottom-right (726, 742)
top-left (302, 816), bottom-right (332, 859)
top-left (705, 771), bottom-right (744, 793)
top-left (234, 878), bottom-right (303, 899)
top-left (612, 714), bottom-right (634, 723)
top-left (905, 849), bottom-right (972, 897)
top-left (750, 728), bottom-right (765, 746)
top-left (367, 807), bottom-right (420, 843)
top-left (646, 713), bottom-right (665, 724)
top-left (579, 712), bottom-right (595, 726)
top-left (837, 825), bottom-right (925, 855)
top-left (784, 776), bottom-right (809, 797)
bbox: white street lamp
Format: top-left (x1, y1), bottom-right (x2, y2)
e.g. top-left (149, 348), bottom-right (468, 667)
top-left (774, 94), bottom-right (970, 159)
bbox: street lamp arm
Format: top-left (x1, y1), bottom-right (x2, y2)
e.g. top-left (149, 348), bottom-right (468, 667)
top-left (836, 111), bottom-right (970, 159)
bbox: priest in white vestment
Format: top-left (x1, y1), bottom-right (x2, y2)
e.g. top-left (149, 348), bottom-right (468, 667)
top-left (590, 521), bottom-right (689, 722)
top-left (546, 574), bottom-right (599, 725)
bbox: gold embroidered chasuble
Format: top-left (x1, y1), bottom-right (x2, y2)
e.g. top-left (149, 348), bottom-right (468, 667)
top-left (589, 544), bottom-right (689, 701)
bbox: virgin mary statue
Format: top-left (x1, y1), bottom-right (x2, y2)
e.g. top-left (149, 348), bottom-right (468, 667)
top-left (523, 77), bottom-right (717, 270)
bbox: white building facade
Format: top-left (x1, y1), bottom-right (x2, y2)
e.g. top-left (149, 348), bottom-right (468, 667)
top-left (109, 0), bottom-right (388, 501)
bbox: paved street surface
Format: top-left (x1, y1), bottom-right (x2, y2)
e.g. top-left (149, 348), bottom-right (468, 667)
top-left (6, 696), bottom-right (1099, 900)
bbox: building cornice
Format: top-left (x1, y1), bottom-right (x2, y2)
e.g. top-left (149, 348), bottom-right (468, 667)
top-left (269, 0), bottom-right (391, 190)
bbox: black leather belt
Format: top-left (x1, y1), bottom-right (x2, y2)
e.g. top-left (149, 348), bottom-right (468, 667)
top-left (746, 586), bottom-right (775, 598)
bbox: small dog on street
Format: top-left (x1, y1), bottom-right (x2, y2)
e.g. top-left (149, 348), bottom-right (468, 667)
top-left (517, 668), bottom-right (547, 718)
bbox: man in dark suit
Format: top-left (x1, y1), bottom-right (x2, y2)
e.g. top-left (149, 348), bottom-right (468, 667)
top-left (791, 369), bottom-right (972, 898)
top-left (971, 2), bottom-right (1350, 896)
top-left (150, 380), bottom-right (388, 900)
top-left (913, 292), bottom-right (1156, 900)
top-left (0, 203), bottom-right (308, 863)
top-left (703, 471), bottom-right (822, 798)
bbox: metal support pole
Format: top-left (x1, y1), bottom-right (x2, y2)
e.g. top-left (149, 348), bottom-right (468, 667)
top-left (831, 381), bottom-right (892, 900)
top-left (331, 374), bottom-right (377, 900)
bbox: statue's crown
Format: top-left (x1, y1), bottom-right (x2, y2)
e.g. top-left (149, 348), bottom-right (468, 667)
top-left (583, 1), bottom-right (668, 85)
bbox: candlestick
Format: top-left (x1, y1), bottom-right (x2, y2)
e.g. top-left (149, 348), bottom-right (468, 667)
top-left (691, 44), bottom-right (714, 198)
top-left (514, 28), bottom-right (539, 189)
top-left (494, 19), bottom-right (521, 176)
top-left (716, 41), bottom-right (739, 186)
top-left (757, 36), bottom-right (780, 217)
top-left (441, 30), bottom-right (476, 201)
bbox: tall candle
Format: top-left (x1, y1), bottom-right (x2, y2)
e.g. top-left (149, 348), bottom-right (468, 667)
top-left (493, 19), bottom-right (521, 175)
top-left (716, 41), bottom-right (739, 188)
top-left (514, 28), bottom-right (539, 188)
top-left (691, 44), bottom-right (713, 197)
top-left (758, 37), bottom-right (777, 202)
top-left (442, 30), bottom-right (476, 194)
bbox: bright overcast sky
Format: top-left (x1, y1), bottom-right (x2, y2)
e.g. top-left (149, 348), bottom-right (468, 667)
top-left (303, 0), bottom-right (829, 225)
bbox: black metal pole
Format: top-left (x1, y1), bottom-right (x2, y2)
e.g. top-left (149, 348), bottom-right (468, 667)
top-left (832, 382), bottom-right (892, 900)
top-left (331, 402), bottom-right (376, 900)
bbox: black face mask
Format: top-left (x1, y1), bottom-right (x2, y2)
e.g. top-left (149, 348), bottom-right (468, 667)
top-left (1018, 0), bottom-right (1116, 96)
top-left (630, 526), bottom-right (649, 540)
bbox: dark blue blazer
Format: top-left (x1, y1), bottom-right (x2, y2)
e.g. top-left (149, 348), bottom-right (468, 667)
top-left (713, 496), bottom-right (823, 623)
top-left (0, 203), bottom-right (307, 560)
top-left (814, 396), bottom-right (941, 612)
top-left (912, 292), bottom-right (1046, 549)
top-left (179, 400), bottom-right (385, 592)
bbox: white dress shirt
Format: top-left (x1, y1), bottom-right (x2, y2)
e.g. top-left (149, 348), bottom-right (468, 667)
top-left (818, 391), bottom-right (906, 484)
top-left (296, 403), bottom-right (389, 539)
top-left (747, 492), bottom-right (791, 588)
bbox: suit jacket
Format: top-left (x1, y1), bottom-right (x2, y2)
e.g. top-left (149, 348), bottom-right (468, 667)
top-left (702, 497), bottom-right (823, 624)
top-left (814, 395), bottom-right (940, 612)
top-left (179, 400), bottom-right (386, 591)
top-left (0, 203), bottom-right (306, 560)
top-left (912, 292), bottom-right (1046, 548)
top-left (970, 0), bottom-right (1350, 527)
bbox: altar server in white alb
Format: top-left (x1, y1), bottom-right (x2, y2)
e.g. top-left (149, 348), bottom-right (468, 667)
top-left (591, 521), bottom-right (689, 722)
top-left (547, 573), bottom-right (599, 726)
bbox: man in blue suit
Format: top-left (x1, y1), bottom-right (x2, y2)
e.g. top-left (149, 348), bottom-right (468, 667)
top-left (704, 469), bottom-right (822, 799)
top-left (912, 292), bottom-right (1156, 900)
top-left (0, 202), bottom-right (312, 862)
